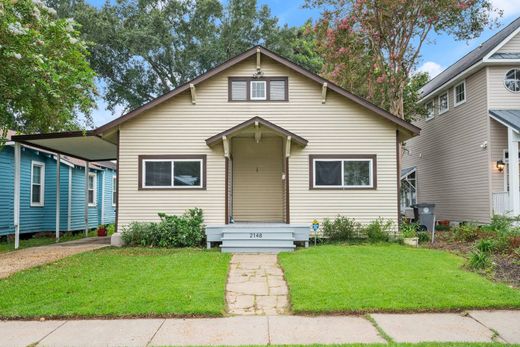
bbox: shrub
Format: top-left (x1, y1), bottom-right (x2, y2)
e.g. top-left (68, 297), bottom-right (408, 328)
top-left (400, 221), bottom-right (418, 238)
top-left (365, 218), bottom-right (393, 242)
top-left (435, 224), bottom-right (450, 231)
top-left (468, 250), bottom-right (492, 270)
top-left (417, 231), bottom-right (431, 243)
top-left (106, 224), bottom-right (116, 236)
top-left (322, 216), bottom-right (363, 241)
top-left (475, 238), bottom-right (495, 253)
top-left (451, 223), bottom-right (479, 242)
top-left (122, 208), bottom-right (205, 248)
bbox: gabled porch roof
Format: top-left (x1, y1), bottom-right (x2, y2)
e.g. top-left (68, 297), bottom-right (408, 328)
top-left (490, 110), bottom-right (520, 133)
top-left (205, 116), bottom-right (308, 147)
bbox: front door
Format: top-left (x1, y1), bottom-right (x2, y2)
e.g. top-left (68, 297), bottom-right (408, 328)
top-left (232, 137), bottom-right (284, 222)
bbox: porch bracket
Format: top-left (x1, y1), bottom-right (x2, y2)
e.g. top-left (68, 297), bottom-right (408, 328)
top-left (322, 82), bottom-right (328, 104)
top-left (254, 121), bottom-right (262, 143)
top-left (286, 136), bottom-right (292, 158)
top-left (190, 84), bottom-right (197, 104)
top-left (222, 135), bottom-right (230, 158)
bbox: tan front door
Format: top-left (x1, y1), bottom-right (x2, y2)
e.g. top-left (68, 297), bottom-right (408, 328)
top-left (232, 137), bottom-right (284, 222)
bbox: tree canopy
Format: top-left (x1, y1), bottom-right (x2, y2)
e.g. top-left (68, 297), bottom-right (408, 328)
top-left (0, 0), bottom-right (96, 137)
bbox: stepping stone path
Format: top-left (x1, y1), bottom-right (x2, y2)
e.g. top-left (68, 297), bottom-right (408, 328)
top-left (226, 254), bottom-right (289, 315)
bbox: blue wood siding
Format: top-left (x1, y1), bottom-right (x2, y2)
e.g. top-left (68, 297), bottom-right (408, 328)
top-left (0, 145), bottom-right (116, 236)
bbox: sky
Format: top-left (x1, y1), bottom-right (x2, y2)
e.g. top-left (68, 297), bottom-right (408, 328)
top-left (87, 0), bottom-right (520, 127)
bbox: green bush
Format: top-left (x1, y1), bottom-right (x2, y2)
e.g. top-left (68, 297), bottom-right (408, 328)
top-left (468, 250), bottom-right (492, 270)
top-left (435, 224), bottom-right (450, 231)
top-left (365, 218), bottom-right (393, 242)
top-left (106, 224), bottom-right (116, 236)
top-left (122, 208), bottom-right (205, 248)
top-left (322, 216), bottom-right (363, 241)
top-left (417, 231), bottom-right (431, 243)
top-left (475, 238), bottom-right (495, 253)
top-left (400, 221), bottom-right (418, 238)
top-left (451, 223), bottom-right (479, 242)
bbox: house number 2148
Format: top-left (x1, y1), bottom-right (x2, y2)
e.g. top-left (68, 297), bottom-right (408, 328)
top-left (249, 233), bottom-right (263, 239)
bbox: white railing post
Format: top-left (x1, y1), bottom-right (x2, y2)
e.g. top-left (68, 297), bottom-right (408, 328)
top-left (14, 142), bottom-right (21, 249)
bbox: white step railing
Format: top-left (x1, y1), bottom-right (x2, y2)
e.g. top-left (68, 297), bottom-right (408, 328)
top-left (492, 192), bottom-right (510, 215)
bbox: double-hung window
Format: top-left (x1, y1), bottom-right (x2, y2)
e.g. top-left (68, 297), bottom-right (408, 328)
top-left (250, 80), bottom-right (267, 100)
top-left (400, 168), bottom-right (417, 210)
top-left (310, 156), bottom-right (376, 189)
top-left (438, 92), bottom-right (449, 114)
top-left (454, 81), bottom-right (466, 106)
top-left (88, 172), bottom-right (97, 206)
top-left (112, 176), bottom-right (117, 206)
top-left (140, 155), bottom-right (206, 189)
top-left (31, 161), bottom-right (45, 206)
top-left (425, 100), bottom-right (434, 120)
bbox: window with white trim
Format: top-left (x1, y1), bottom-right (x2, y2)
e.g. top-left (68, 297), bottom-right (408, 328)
top-left (454, 81), bottom-right (466, 106)
top-left (504, 69), bottom-right (520, 92)
top-left (400, 169), bottom-right (417, 210)
top-left (31, 161), bottom-right (45, 206)
top-left (88, 172), bottom-right (97, 206)
top-left (312, 157), bottom-right (374, 188)
top-left (112, 176), bottom-right (117, 206)
top-left (142, 158), bottom-right (203, 189)
top-left (250, 80), bottom-right (266, 100)
top-left (438, 92), bottom-right (449, 114)
top-left (425, 100), bottom-right (434, 120)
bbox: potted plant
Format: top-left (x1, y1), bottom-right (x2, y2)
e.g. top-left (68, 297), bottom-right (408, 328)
top-left (401, 222), bottom-right (419, 247)
top-left (97, 224), bottom-right (107, 237)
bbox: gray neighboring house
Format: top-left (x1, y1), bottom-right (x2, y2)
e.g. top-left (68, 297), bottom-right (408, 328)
top-left (402, 17), bottom-right (520, 224)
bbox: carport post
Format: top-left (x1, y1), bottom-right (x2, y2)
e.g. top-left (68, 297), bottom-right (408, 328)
top-left (85, 161), bottom-right (89, 236)
top-left (56, 153), bottom-right (60, 242)
top-left (14, 142), bottom-right (21, 249)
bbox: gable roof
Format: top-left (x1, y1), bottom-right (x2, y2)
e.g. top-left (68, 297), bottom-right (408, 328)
top-left (94, 46), bottom-right (419, 136)
top-left (421, 17), bottom-right (520, 99)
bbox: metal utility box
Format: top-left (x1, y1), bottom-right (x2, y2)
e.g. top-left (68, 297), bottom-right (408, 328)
top-left (412, 203), bottom-right (436, 232)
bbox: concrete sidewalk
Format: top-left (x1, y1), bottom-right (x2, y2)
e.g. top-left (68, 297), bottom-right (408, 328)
top-left (1, 310), bottom-right (518, 346)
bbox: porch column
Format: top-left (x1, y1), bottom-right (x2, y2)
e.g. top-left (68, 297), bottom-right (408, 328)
top-left (56, 153), bottom-right (60, 242)
top-left (85, 161), bottom-right (89, 236)
top-left (508, 128), bottom-right (520, 216)
top-left (14, 142), bottom-right (21, 249)
top-left (101, 170), bottom-right (105, 225)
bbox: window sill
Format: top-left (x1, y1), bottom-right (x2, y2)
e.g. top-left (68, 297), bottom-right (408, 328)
top-left (310, 186), bottom-right (376, 190)
top-left (438, 109), bottom-right (449, 115)
top-left (139, 187), bottom-right (206, 191)
top-left (30, 203), bottom-right (44, 207)
top-left (454, 100), bottom-right (466, 107)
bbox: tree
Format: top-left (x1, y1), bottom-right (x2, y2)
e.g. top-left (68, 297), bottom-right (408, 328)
top-left (0, 0), bottom-right (96, 138)
top-left (49, 0), bottom-right (309, 114)
top-left (308, 0), bottom-right (500, 120)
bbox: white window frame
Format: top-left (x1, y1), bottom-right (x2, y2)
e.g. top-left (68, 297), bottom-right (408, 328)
top-left (400, 168), bottom-right (417, 210)
top-left (504, 68), bottom-right (520, 93)
top-left (30, 161), bottom-right (45, 207)
top-left (438, 92), bottom-right (449, 115)
top-left (112, 176), bottom-right (117, 207)
top-left (312, 158), bottom-right (374, 189)
top-left (453, 80), bottom-right (466, 107)
top-left (250, 80), bottom-right (267, 100)
top-left (88, 172), bottom-right (97, 207)
top-left (142, 158), bottom-right (204, 189)
top-left (425, 100), bottom-right (435, 120)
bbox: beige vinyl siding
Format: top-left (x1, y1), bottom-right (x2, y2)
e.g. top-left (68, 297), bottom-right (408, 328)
top-left (402, 68), bottom-right (490, 223)
top-left (232, 137), bottom-right (284, 222)
top-left (497, 32), bottom-right (520, 53)
top-left (488, 66), bottom-right (520, 109)
top-left (118, 55), bottom-right (398, 227)
top-left (489, 118), bottom-right (508, 193)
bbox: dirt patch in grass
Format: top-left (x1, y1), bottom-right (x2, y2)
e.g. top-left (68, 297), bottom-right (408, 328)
top-left (493, 254), bottom-right (520, 287)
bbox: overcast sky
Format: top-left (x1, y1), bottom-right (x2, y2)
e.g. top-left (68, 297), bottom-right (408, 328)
top-left (87, 0), bottom-right (520, 127)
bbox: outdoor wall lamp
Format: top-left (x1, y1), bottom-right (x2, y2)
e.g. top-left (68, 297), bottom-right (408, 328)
top-left (497, 160), bottom-right (505, 172)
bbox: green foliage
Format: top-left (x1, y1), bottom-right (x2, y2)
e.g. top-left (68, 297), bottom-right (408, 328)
top-left (451, 223), bottom-right (480, 242)
top-left (417, 231), bottom-right (431, 244)
top-left (366, 218), bottom-right (393, 243)
top-left (1, 0), bottom-right (96, 134)
top-left (400, 221), bottom-right (418, 238)
top-left (468, 250), bottom-right (492, 270)
top-left (122, 208), bottom-right (205, 248)
top-left (322, 215), bottom-right (363, 241)
top-left (435, 224), bottom-right (450, 231)
top-left (106, 224), bottom-right (115, 236)
top-left (475, 239), bottom-right (495, 253)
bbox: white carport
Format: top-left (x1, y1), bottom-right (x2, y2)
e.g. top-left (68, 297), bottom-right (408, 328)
top-left (11, 131), bottom-right (117, 249)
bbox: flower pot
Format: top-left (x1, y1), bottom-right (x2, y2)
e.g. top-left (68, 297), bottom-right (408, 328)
top-left (97, 227), bottom-right (107, 237)
top-left (404, 237), bottom-right (419, 247)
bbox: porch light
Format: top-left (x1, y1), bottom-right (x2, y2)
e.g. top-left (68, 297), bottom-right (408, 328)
top-left (497, 160), bottom-right (505, 172)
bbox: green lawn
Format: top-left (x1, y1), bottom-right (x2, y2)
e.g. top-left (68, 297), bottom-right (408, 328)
top-left (0, 248), bottom-right (231, 318)
top-left (279, 244), bottom-right (520, 314)
top-left (0, 230), bottom-right (97, 253)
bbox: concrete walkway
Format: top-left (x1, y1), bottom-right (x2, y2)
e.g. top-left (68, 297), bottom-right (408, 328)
top-left (226, 254), bottom-right (289, 315)
top-left (0, 237), bottom-right (110, 279)
top-left (1, 311), bottom-right (518, 346)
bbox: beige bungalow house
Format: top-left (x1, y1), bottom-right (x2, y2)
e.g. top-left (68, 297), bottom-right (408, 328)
top-left (13, 46), bottom-right (419, 252)
top-left (402, 17), bottom-right (520, 225)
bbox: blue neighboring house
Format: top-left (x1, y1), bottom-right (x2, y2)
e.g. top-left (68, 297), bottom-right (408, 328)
top-left (0, 130), bottom-right (117, 236)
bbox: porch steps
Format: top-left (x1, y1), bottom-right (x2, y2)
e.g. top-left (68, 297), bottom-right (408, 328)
top-left (206, 223), bottom-right (310, 253)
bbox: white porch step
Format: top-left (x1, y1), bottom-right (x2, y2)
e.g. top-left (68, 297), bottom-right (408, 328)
top-left (220, 245), bottom-right (295, 253)
top-left (221, 231), bottom-right (294, 240)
